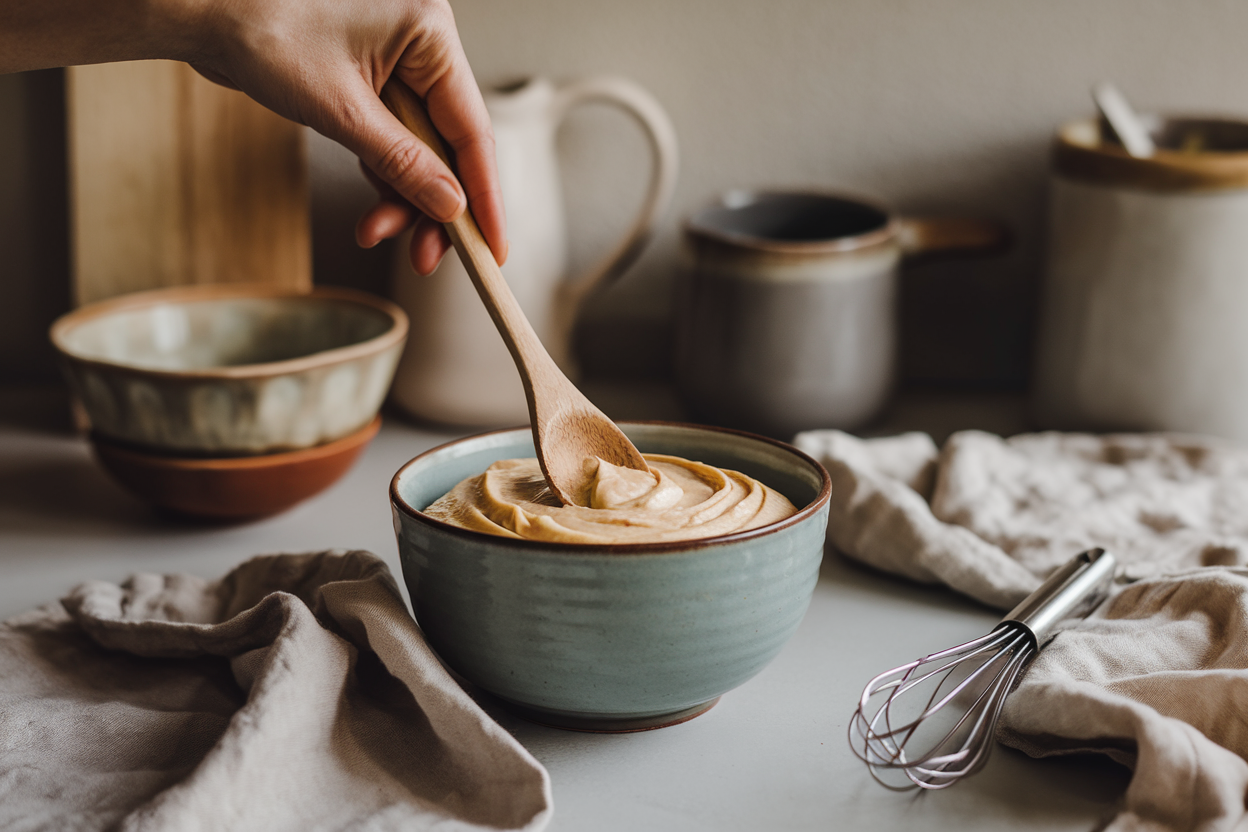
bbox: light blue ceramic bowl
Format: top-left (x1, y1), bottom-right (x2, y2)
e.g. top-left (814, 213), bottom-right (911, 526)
top-left (390, 421), bottom-right (831, 731)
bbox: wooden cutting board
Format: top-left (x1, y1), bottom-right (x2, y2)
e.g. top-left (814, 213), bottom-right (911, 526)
top-left (66, 61), bottom-right (310, 306)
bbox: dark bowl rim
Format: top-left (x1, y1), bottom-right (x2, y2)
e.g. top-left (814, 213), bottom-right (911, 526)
top-left (389, 420), bottom-right (833, 555)
top-left (683, 188), bottom-right (899, 256)
top-left (48, 284), bottom-right (409, 380)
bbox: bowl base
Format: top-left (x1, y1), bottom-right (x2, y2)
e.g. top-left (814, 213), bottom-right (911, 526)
top-left (496, 697), bottom-right (720, 733)
top-left (91, 415), bottom-right (380, 521)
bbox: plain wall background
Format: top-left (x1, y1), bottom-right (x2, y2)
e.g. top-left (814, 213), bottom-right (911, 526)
top-left (7, 0), bottom-right (1248, 385)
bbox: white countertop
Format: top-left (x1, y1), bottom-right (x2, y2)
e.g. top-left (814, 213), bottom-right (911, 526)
top-left (0, 387), bottom-right (1127, 830)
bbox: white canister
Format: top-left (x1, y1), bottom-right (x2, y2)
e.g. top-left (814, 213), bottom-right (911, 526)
top-left (1033, 116), bottom-right (1248, 440)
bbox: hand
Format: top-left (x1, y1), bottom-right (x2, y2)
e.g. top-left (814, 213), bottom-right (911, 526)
top-left (0, 0), bottom-right (507, 276)
top-left (186, 0), bottom-right (506, 275)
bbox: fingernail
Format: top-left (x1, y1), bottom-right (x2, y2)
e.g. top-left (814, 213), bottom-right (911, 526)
top-left (353, 223), bottom-right (376, 250)
top-left (422, 177), bottom-right (464, 223)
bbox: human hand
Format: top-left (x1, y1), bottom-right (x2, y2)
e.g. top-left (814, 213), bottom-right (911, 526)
top-left (184, 0), bottom-right (507, 275)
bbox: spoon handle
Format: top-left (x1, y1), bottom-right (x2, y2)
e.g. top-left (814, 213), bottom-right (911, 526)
top-left (379, 80), bottom-right (552, 386)
top-left (380, 80), bottom-right (650, 505)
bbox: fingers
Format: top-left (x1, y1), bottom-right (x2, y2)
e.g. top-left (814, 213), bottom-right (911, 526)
top-left (351, 146), bottom-right (451, 277)
top-left (321, 5), bottom-right (507, 269)
top-left (354, 198), bottom-right (449, 275)
top-left (410, 216), bottom-right (452, 275)
top-left (356, 200), bottom-right (449, 275)
top-left (398, 42), bottom-right (507, 266)
top-left (337, 74), bottom-right (466, 225)
top-left (356, 199), bottom-right (417, 248)
top-left (341, 70), bottom-right (507, 270)
top-left (354, 162), bottom-right (418, 247)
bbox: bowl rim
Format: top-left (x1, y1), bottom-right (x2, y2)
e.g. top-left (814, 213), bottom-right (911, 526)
top-left (389, 420), bottom-right (832, 554)
top-left (49, 284), bottom-right (409, 380)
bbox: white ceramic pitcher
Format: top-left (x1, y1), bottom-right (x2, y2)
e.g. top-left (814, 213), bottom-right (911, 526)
top-left (388, 76), bottom-right (679, 426)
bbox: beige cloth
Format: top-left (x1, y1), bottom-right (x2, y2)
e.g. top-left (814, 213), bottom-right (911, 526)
top-left (0, 550), bottom-right (552, 832)
top-left (796, 429), bottom-right (1248, 609)
top-left (795, 429), bottom-right (1248, 832)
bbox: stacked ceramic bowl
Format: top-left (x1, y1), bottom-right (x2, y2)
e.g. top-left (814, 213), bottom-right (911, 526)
top-left (50, 284), bottom-right (408, 520)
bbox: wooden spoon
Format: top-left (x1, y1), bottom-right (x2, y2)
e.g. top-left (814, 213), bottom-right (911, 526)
top-left (1092, 82), bottom-right (1155, 159)
top-left (380, 80), bottom-right (650, 506)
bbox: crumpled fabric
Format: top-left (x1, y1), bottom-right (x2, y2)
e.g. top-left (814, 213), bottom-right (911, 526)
top-left (0, 549), bottom-right (552, 832)
top-left (795, 429), bottom-right (1248, 832)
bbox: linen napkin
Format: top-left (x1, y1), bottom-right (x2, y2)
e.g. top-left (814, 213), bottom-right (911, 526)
top-left (0, 549), bottom-right (552, 832)
top-left (795, 428), bottom-right (1248, 832)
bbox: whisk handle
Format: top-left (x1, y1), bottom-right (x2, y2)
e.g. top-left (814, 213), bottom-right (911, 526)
top-left (999, 548), bottom-right (1117, 646)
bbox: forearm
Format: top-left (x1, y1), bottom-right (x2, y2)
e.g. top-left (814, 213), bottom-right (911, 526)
top-left (0, 0), bottom-right (204, 74)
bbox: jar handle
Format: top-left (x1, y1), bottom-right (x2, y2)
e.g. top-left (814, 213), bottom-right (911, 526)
top-left (896, 217), bottom-right (1010, 260)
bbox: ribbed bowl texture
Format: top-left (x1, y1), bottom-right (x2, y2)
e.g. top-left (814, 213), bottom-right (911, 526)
top-left (390, 422), bottom-right (830, 728)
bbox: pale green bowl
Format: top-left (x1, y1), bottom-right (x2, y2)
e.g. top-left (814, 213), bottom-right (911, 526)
top-left (389, 422), bottom-right (831, 732)
top-left (50, 284), bottom-right (407, 455)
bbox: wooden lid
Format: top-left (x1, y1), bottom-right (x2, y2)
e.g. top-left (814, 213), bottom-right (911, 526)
top-left (1054, 116), bottom-right (1248, 191)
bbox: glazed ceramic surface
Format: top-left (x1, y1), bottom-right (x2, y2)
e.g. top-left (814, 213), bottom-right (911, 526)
top-left (389, 76), bottom-right (679, 427)
top-left (676, 191), bottom-right (1005, 439)
top-left (1034, 117), bottom-right (1248, 441)
top-left (390, 422), bottom-right (831, 731)
top-left (51, 285), bottom-right (407, 455)
top-left (93, 415), bottom-right (381, 520)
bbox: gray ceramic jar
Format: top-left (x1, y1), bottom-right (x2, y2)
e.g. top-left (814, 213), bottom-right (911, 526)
top-left (390, 421), bottom-right (831, 732)
top-left (676, 191), bottom-right (1004, 438)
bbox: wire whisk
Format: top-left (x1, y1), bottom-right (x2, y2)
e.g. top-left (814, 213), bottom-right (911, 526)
top-left (849, 548), bottom-right (1117, 791)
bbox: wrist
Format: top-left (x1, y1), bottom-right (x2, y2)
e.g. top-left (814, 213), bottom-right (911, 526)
top-left (141, 0), bottom-right (228, 65)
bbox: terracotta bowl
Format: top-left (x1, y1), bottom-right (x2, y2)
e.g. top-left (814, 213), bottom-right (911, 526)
top-left (390, 421), bottom-right (832, 732)
top-left (50, 285), bottom-right (407, 455)
top-left (93, 415), bottom-right (381, 520)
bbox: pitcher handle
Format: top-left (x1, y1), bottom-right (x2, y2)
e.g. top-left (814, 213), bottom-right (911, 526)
top-left (550, 76), bottom-right (680, 309)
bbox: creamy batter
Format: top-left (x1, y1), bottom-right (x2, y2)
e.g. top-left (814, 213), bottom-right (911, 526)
top-left (423, 454), bottom-right (798, 544)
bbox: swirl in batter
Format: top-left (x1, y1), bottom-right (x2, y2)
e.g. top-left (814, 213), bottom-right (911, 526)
top-left (422, 454), bottom-right (798, 544)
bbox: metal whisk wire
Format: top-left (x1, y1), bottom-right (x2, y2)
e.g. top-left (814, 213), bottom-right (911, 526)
top-left (847, 548), bottom-right (1118, 792)
top-left (850, 624), bottom-right (1035, 790)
